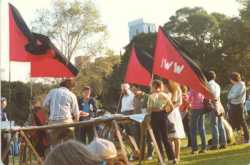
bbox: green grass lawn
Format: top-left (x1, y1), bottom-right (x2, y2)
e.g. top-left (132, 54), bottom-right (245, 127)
top-left (8, 124), bottom-right (250, 165)
top-left (9, 143), bottom-right (250, 165)
top-left (136, 143), bottom-right (250, 165)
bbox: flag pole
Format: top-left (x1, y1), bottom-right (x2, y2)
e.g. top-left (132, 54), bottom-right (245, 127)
top-left (0, 0), bottom-right (3, 163)
top-left (8, 15), bottom-right (15, 165)
top-left (115, 92), bottom-right (122, 114)
top-left (115, 47), bottom-right (124, 114)
top-left (29, 72), bottom-right (33, 115)
top-left (8, 56), bottom-right (11, 106)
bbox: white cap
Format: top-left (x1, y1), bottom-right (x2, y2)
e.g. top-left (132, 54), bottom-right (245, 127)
top-left (121, 83), bottom-right (130, 90)
top-left (86, 138), bottom-right (117, 160)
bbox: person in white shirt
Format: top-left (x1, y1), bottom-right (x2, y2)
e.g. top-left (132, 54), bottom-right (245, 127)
top-left (207, 71), bottom-right (227, 149)
top-left (120, 83), bottom-right (134, 114)
top-left (43, 79), bottom-right (79, 146)
top-left (227, 72), bottom-right (249, 143)
top-left (119, 83), bottom-right (138, 160)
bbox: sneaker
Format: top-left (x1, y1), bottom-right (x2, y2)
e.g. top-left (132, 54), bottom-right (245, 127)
top-left (219, 145), bottom-right (227, 149)
top-left (198, 149), bottom-right (207, 154)
top-left (175, 158), bottom-right (180, 164)
top-left (146, 156), bottom-right (153, 160)
top-left (173, 159), bottom-right (178, 165)
top-left (164, 159), bottom-right (177, 165)
top-left (209, 146), bottom-right (219, 150)
top-left (191, 150), bottom-right (198, 154)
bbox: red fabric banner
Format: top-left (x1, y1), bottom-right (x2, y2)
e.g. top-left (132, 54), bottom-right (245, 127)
top-left (153, 27), bottom-right (212, 98)
top-left (9, 4), bottom-right (78, 77)
top-left (9, 6), bottom-right (36, 61)
top-left (31, 58), bottom-right (75, 77)
top-left (124, 46), bottom-right (152, 86)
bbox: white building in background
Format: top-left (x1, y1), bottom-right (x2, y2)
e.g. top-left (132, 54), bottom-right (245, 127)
top-left (128, 18), bottom-right (156, 41)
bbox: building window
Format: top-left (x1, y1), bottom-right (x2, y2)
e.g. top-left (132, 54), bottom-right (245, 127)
top-left (148, 26), bottom-right (151, 32)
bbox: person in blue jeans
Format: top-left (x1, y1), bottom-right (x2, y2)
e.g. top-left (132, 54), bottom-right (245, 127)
top-left (77, 86), bottom-right (97, 143)
top-left (189, 90), bottom-right (207, 154)
top-left (207, 71), bottom-right (227, 149)
top-left (209, 111), bottom-right (227, 149)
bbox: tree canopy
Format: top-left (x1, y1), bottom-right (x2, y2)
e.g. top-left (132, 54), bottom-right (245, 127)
top-left (7, 1), bottom-right (250, 123)
top-left (31, 0), bottom-right (107, 61)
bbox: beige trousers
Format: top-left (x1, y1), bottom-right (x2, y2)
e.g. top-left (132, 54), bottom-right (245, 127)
top-left (48, 119), bottom-right (75, 146)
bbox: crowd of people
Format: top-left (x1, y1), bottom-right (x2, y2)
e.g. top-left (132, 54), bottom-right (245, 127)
top-left (118, 71), bottom-right (250, 164)
top-left (1, 71), bottom-right (250, 165)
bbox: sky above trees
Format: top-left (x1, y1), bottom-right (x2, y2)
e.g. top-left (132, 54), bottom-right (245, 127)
top-left (1, 0), bottom-right (241, 81)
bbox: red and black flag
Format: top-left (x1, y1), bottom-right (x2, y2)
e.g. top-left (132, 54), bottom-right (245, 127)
top-left (9, 4), bottom-right (78, 77)
top-left (124, 45), bottom-right (153, 86)
top-left (153, 27), bottom-right (212, 98)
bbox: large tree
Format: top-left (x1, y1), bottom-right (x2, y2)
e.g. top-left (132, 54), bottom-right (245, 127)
top-left (163, 7), bottom-right (250, 84)
top-left (74, 50), bottom-right (120, 110)
top-left (164, 7), bottom-right (222, 67)
top-left (107, 6), bottom-right (250, 98)
top-left (31, 0), bottom-right (107, 61)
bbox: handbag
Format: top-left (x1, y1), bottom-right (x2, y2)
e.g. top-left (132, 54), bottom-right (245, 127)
top-left (203, 99), bottom-right (214, 113)
top-left (203, 99), bottom-right (225, 116)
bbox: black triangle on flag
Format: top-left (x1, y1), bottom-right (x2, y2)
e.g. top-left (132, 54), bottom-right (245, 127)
top-left (153, 26), bottom-right (212, 98)
top-left (124, 45), bottom-right (153, 86)
top-left (166, 32), bottom-right (208, 85)
top-left (9, 3), bottom-right (79, 77)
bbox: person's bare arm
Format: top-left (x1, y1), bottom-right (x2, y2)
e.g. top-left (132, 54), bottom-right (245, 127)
top-left (164, 99), bottom-right (174, 112)
top-left (163, 94), bottom-right (174, 112)
top-left (72, 95), bottom-right (80, 122)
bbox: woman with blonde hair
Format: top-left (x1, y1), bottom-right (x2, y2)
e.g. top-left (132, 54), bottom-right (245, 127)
top-left (44, 140), bottom-right (100, 165)
top-left (164, 80), bottom-right (185, 162)
top-left (147, 80), bottom-right (176, 164)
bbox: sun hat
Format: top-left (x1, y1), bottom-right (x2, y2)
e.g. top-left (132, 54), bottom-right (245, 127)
top-left (86, 138), bottom-right (117, 160)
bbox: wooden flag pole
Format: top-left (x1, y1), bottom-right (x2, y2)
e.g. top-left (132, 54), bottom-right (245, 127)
top-left (115, 92), bottom-right (122, 113)
top-left (112, 120), bottom-right (129, 164)
top-left (0, 0), bottom-right (3, 162)
top-left (146, 121), bottom-right (164, 165)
